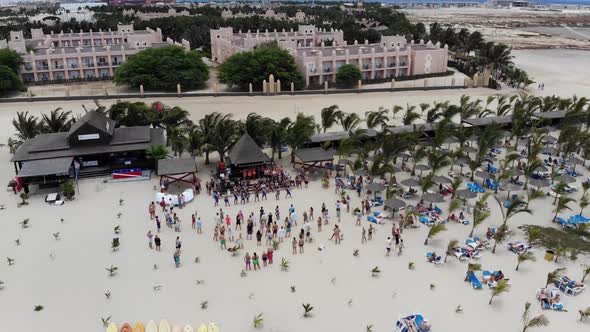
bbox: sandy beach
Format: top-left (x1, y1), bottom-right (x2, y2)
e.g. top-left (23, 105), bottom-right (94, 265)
top-left (0, 87), bottom-right (589, 332)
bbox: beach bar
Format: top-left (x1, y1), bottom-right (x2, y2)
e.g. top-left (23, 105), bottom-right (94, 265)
top-left (11, 111), bottom-right (165, 187)
top-left (226, 133), bottom-right (271, 179)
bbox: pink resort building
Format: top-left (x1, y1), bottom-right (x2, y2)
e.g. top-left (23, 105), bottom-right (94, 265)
top-left (210, 25), bottom-right (448, 87)
top-left (0, 24), bottom-right (190, 83)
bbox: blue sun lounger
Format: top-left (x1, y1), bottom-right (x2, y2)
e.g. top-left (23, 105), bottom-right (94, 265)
top-left (466, 271), bottom-right (483, 289)
top-left (565, 169), bottom-right (579, 177)
top-left (419, 216), bottom-right (433, 226)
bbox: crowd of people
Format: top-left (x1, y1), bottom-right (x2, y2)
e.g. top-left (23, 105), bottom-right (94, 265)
top-left (144, 172), bottom-right (408, 270)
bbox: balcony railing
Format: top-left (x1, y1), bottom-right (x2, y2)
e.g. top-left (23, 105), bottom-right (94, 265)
top-left (54, 65), bottom-right (64, 69)
top-left (323, 67), bottom-right (331, 73)
top-left (69, 63), bottom-right (79, 69)
top-left (24, 65), bottom-right (33, 71)
top-left (97, 62), bottom-right (109, 67)
top-left (38, 65), bottom-right (49, 71)
top-left (388, 63), bottom-right (395, 67)
top-left (84, 63), bottom-right (95, 68)
top-left (309, 68), bottom-right (316, 73)
top-left (399, 62), bottom-right (407, 67)
top-left (375, 63), bottom-right (382, 68)
top-left (362, 64), bottom-right (370, 70)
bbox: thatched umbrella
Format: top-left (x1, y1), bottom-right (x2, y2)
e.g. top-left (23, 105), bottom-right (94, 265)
top-left (421, 193), bottom-right (445, 203)
top-left (567, 157), bottom-right (584, 171)
top-left (414, 164), bottom-right (431, 177)
top-left (542, 135), bottom-right (558, 144)
top-left (384, 198), bottom-right (406, 210)
top-left (353, 169), bottom-right (368, 176)
top-left (367, 182), bottom-right (386, 192)
top-left (541, 147), bottom-right (559, 155)
top-left (463, 146), bottom-right (478, 154)
top-left (455, 189), bottom-right (477, 200)
top-left (553, 174), bottom-right (576, 184)
top-left (533, 165), bottom-right (549, 173)
top-left (499, 182), bottom-right (522, 200)
top-left (529, 178), bottom-right (550, 190)
top-left (400, 178), bottom-right (420, 188)
top-left (432, 175), bottom-right (452, 184)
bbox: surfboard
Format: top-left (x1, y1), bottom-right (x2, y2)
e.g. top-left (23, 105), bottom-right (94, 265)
top-left (159, 320), bottom-right (171, 332)
top-left (133, 322), bottom-right (145, 332)
top-left (145, 320), bottom-right (157, 332)
top-left (207, 322), bottom-right (219, 332)
top-left (171, 326), bottom-right (181, 332)
top-left (183, 324), bottom-right (194, 332)
top-left (197, 324), bottom-right (207, 332)
top-left (119, 323), bottom-right (133, 332)
top-left (106, 323), bottom-right (118, 332)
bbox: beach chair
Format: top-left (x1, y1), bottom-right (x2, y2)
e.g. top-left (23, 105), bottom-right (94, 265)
top-left (367, 215), bottom-right (383, 224)
top-left (466, 271), bottom-right (483, 289)
top-left (433, 205), bottom-right (442, 214)
top-left (488, 164), bottom-right (499, 174)
top-left (485, 178), bottom-right (498, 190)
top-left (555, 217), bottom-right (570, 228)
top-left (419, 216), bottom-right (433, 226)
top-left (565, 169), bottom-right (579, 177)
top-left (374, 196), bottom-right (384, 206)
top-left (467, 182), bottom-right (477, 193)
top-left (473, 183), bottom-right (485, 193)
top-left (425, 252), bottom-right (443, 265)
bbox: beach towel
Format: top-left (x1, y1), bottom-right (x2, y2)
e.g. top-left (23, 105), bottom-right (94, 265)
top-left (419, 216), bottom-right (433, 226)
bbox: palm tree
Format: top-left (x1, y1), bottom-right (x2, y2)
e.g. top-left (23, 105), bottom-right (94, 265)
top-left (469, 209), bottom-right (490, 238)
top-left (491, 225), bottom-right (509, 254)
top-left (286, 113), bottom-right (316, 163)
top-left (426, 149), bottom-right (450, 175)
top-left (515, 252), bottom-right (536, 271)
top-left (465, 262), bottom-right (482, 281)
top-left (269, 118), bottom-right (290, 161)
top-left (302, 303), bottom-right (314, 317)
top-left (579, 193), bottom-right (589, 215)
top-left (365, 107), bottom-right (389, 129)
top-left (339, 113), bottom-right (362, 132)
top-left (581, 264), bottom-right (590, 282)
top-left (211, 117), bottom-right (238, 162)
top-left (168, 127), bottom-right (189, 157)
top-left (447, 198), bottom-right (461, 222)
top-left (552, 195), bottom-right (575, 223)
top-left (545, 268), bottom-right (565, 287)
top-left (424, 223), bottom-right (447, 245)
top-left (40, 108), bottom-right (74, 133)
top-left (488, 279), bottom-right (510, 305)
top-left (12, 111), bottom-right (41, 141)
top-left (253, 313), bottom-right (264, 328)
top-left (145, 145), bottom-right (168, 160)
top-left (187, 126), bottom-right (205, 157)
top-left (402, 104), bottom-right (421, 125)
top-left (320, 105), bottom-right (342, 132)
top-left (521, 302), bottom-right (549, 332)
top-left (199, 112), bottom-right (230, 164)
top-left (444, 239), bottom-right (459, 263)
top-left (240, 113), bottom-right (273, 147)
top-left (391, 105), bottom-right (403, 120)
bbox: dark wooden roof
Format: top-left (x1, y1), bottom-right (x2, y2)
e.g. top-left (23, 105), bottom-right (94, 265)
top-left (462, 116), bottom-right (513, 127)
top-left (532, 111), bottom-right (566, 119)
top-left (11, 128), bottom-right (165, 162)
top-left (68, 111), bottom-right (115, 138)
top-left (16, 156), bottom-right (73, 178)
top-left (157, 158), bottom-right (197, 176)
top-left (294, 147), bottom-right (335, 162)
top-left (228, 133), bottom-right (270, 166)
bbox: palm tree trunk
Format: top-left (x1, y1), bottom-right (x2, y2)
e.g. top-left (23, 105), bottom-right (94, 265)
top-left (489, 295), bottom-right (494, 305)
top-left (205, 151), bottom-right (210, 165)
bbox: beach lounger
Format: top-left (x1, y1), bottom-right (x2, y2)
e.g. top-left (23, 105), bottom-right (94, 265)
top-left (466, 271), bottom-right (483, 289)
top-left (419, 216), bottom-right (433, 226)
top-left (426, 252), bottom-right (443, 265)
top-left (507, 242), bottom-right (531, 254)
top-left (367, 215), bottom-right (384, 224)
top-left (473, 183), bottom-right (485, 193)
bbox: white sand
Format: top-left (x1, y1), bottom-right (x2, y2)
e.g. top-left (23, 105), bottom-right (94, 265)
top-left (512, 49), bottom-right (590, 98)
top-left (0, 64), bottom-right (589, 331)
